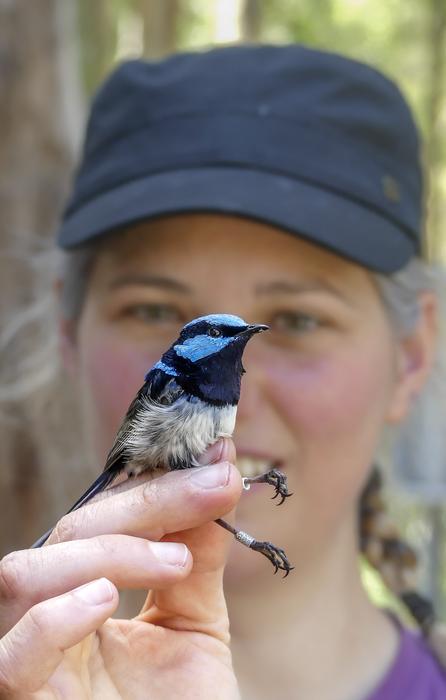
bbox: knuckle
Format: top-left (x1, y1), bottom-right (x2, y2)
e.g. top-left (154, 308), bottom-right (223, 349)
top-left (139, 481), bottom-right (165, 539)
top-left (26, 603), bottom-right (49, 641)
top-left (0, 552), bottom-right (26, 603)
top-left (51, 514), bottom-right (76, 544)
top-left (141, 478), bottom-right (160, 510)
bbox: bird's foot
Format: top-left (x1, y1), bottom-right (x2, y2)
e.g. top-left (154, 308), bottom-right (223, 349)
top-left (249, 538), bottom-right (294, 577)
top-left (233, 529), bottom-right (293, 577)
top-left (215, 518), bottom-right (293, 577)
top-left (242, 468), bottom-right (292, 505)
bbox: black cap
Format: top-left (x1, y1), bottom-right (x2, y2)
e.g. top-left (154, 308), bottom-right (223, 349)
top-left (58, 44), bottom-right (423, 273)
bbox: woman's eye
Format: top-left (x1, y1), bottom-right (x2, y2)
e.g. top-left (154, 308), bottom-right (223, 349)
top-left (272, 311), bottom-right (320, 334)
top-left (125, 303), bottom-right (180, 323)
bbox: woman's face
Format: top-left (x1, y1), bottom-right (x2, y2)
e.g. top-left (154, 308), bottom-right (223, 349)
top-left (66, 214), bottom-right (419, 585)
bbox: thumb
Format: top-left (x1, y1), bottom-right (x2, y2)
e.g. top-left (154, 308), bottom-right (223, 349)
top-left (138, 438), bottom-right (240, 644)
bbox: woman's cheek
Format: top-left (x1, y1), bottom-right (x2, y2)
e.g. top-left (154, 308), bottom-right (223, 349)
top-left (267, 347), bottom-right (393, 443)
top-left (265, 346), bottom-right (395, 512)
top-left (258, 351), bottom-right (393, 540)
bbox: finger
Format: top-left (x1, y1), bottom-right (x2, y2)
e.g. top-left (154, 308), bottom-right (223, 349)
top-left (46, 439), bottom-right (242, 546)
top-left (0, 578), bottom-right (118, 694)
top-left (138, 440), bottom-right (238, 644)
top-left (0, 535), bottom-right (192, 633)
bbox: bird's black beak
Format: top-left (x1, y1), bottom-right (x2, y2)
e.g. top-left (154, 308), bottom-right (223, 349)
top-left (240, 323), bottom-right (269, 336)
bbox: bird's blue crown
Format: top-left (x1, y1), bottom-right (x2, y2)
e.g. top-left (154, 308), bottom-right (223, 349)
top-left (184, 313), bottom-right (246, 329)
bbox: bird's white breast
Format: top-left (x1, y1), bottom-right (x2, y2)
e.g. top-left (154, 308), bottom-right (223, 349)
top-left (126, 395), bottom-right (237, 471)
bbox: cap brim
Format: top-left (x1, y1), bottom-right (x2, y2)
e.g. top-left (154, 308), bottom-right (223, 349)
top-left (58, 167), bottom-right (416, 273)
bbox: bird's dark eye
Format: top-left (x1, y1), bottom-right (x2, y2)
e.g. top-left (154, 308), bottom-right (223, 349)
top-left (208, 327), bottom-right (222, 338)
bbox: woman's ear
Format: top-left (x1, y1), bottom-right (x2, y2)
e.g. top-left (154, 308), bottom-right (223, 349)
top-left (55, 278), bottom-right (79, 376)
top-left (386, 291), bottom-right (437, 424)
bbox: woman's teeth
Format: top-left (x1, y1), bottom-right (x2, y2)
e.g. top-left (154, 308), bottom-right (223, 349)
top-left (237, 456), bottom-right (273, 478)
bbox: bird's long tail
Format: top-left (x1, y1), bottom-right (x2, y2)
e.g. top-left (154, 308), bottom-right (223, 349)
top-left (30, 469), bottom-right (117, 548)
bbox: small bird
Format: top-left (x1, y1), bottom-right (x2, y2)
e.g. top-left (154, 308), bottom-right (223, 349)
top-left (32, 314), bottom-right (292, 575)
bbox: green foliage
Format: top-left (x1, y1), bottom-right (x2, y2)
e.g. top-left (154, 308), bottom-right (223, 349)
top-left (77, 0), bottom-right (121, 95)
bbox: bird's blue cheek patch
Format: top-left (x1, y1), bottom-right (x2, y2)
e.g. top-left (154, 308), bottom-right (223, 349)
top-left (174, 334), bottom-right (233, 362)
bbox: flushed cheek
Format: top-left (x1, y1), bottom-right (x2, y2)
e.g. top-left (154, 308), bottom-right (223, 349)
top-left (267, 351), bottom-right (394, 493)
top-left (275, 358), bottom-right (386, 434)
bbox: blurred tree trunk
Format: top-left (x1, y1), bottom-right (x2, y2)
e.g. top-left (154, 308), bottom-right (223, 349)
top-left (241, 0), bottom-right (262, 42)
top-left (424, 0), bottom-right (446, 260)
top-left (0, 0), bottom-right (84, 556)
top-left (139, 0), bottom-right (179, 58)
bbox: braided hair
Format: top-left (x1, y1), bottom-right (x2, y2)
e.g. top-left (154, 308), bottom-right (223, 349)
top-left (359, 466), bottom-right (446, 667)
top-left (370, 258), bottom-right (446, 665)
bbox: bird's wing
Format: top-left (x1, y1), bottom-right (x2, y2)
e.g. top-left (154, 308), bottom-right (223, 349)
top-left (102, 391), bottom-right (143, 473)
top-left (62, 392), bottom-right (145, 517)
top-left (146, 367), bottom-right (184, 405)
top-left (103, 368), bottom-right (183, 473)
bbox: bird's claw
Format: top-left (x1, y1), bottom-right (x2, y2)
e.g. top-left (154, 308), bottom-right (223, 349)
top-left (243, 468), bottom-right (292, 505)
top-left (249, 539), bottom-right (294, 577)
top-left (267, 469), bottom-right (292, 505)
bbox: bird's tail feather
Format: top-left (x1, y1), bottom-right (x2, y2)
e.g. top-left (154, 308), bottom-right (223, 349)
top-left (65, 469), bottom-right (116, 514)
top-left (30, 469), bottom-right (117, 548)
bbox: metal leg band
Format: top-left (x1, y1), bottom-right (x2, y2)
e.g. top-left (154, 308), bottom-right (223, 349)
top-left (235, 530), bottom-right (255, 547)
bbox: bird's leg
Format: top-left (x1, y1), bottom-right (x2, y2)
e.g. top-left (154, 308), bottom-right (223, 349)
top-left (215, 517), bottom-right (293, 577)
top-left (242, 468), bottom-right (292, 506)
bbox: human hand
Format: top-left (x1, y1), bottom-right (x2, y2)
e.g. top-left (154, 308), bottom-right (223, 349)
top-left (0, 439), bottom-right (242, 699)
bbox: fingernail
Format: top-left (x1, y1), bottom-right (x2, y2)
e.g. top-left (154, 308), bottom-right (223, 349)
top-left (150, 541), bottom-right (189, 567)
top-left (73, 578), bottom-right (114, 605)
top-left (190, 462), bottom-right (231, 489)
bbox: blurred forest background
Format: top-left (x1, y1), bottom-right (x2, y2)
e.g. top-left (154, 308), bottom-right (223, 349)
top-left (1, 0), bottom-right (446, 614)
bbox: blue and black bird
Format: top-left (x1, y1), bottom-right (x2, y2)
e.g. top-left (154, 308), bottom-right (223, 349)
top-left (32, 314), bottom-right (292, 575)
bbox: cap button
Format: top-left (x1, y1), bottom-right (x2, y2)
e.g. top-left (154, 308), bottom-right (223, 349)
top-left (382, 174), bottom-right (401, 203)
top-left (257, 103), bottom-right (270, 117)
